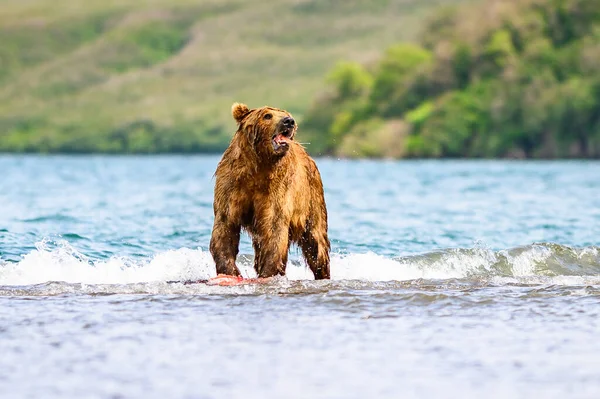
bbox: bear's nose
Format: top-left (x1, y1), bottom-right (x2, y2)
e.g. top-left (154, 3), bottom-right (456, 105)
top-left (282, 116), bottom-right (295, 127)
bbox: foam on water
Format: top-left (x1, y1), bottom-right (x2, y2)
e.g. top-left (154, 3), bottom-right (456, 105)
top-left (1, 240), bottom-right (599, 288)
top-left (0, 240), bottom-right (216, 286)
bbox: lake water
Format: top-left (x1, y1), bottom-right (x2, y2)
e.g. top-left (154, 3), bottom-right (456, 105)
top-left (1, 155), bottom-right (599, 399)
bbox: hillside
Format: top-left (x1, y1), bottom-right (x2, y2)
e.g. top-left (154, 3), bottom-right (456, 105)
top-left (302, 0), bottom-right (600, 158)
top-left (0, 0), bottom-right (466, 153)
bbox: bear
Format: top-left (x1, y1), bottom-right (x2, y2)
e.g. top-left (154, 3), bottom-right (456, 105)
top-left (209, 102), bottom-right (330, 280)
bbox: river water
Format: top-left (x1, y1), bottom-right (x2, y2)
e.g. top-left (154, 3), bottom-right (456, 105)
top-left (1, 155), bottom-right (599, 398)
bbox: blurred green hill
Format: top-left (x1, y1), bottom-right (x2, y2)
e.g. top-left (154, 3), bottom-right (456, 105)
top-left (303, 0), bottom-right (600, 158)
top-left (0, 0), bottom-right (464, 153)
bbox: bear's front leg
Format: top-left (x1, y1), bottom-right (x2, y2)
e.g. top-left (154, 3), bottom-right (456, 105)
top-left (252, 226), bottom-right (290, 278)
top-left (209, 217), bottom-right (242, 277)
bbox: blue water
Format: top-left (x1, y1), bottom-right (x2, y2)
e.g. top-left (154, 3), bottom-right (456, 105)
top-left (1, 155), bottom-right (600, 398)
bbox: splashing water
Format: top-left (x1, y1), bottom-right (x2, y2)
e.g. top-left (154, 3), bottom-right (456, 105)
top-left (2, 239), bottom-right (599, 295)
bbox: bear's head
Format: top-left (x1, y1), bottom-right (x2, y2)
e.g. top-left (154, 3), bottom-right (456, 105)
top-left (231, 102), bottom-right (297, 158)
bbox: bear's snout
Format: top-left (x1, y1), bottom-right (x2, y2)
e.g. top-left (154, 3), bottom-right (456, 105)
top-left (281, 116), bottom-right (295, 129)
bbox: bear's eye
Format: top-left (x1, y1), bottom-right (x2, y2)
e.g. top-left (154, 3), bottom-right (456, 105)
top-left (264, 113), bottom-right (273, 120)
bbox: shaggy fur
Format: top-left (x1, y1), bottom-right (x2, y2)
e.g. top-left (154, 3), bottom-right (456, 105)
top-left (209, 103), bottom-right (330, 279)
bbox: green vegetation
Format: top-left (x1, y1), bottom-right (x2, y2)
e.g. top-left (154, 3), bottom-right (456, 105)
top-left (303, 0), bottom-right (600, 158)
top-left (0, 0), bottom-right (465, 153)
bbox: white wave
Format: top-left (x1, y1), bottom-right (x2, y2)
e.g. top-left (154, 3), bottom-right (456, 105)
top-left (0, 240), bottom-right (217, 286)
top-left (1, 240), bottom-right (599, 287)
top-left (500, 245), bottom-right (552, 276)
top-left (0, 242), bottom-right (480, 286)
top-left (329, 251), bottom-right (479, 281)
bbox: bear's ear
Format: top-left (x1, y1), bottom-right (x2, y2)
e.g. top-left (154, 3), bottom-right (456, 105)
top-left (232, 102), bottom-right (250, 123)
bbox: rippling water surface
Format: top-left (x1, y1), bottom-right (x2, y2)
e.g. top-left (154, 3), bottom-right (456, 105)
top-left (1, 155), bottom-right (599, 398)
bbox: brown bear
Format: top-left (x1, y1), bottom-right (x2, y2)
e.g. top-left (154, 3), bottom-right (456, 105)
top-left (209, 102), bottom-right (330, 279)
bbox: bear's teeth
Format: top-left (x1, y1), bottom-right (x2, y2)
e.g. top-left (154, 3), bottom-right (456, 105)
top-left (274, 134), bottom-right (288, 144)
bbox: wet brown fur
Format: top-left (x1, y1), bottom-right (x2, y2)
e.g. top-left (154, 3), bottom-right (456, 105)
top-left (209, 103), bottom-right (330, 279)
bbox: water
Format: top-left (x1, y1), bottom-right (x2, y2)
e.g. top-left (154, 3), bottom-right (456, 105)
top-left (1, 155), bottom-right (599, 399)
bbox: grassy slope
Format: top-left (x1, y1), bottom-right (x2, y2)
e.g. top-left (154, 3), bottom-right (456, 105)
top-left (0, 0), bottom-right (466, 152)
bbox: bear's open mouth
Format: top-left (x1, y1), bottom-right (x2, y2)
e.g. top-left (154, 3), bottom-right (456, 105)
top-left (272, 128), bottom-right (293, 152)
